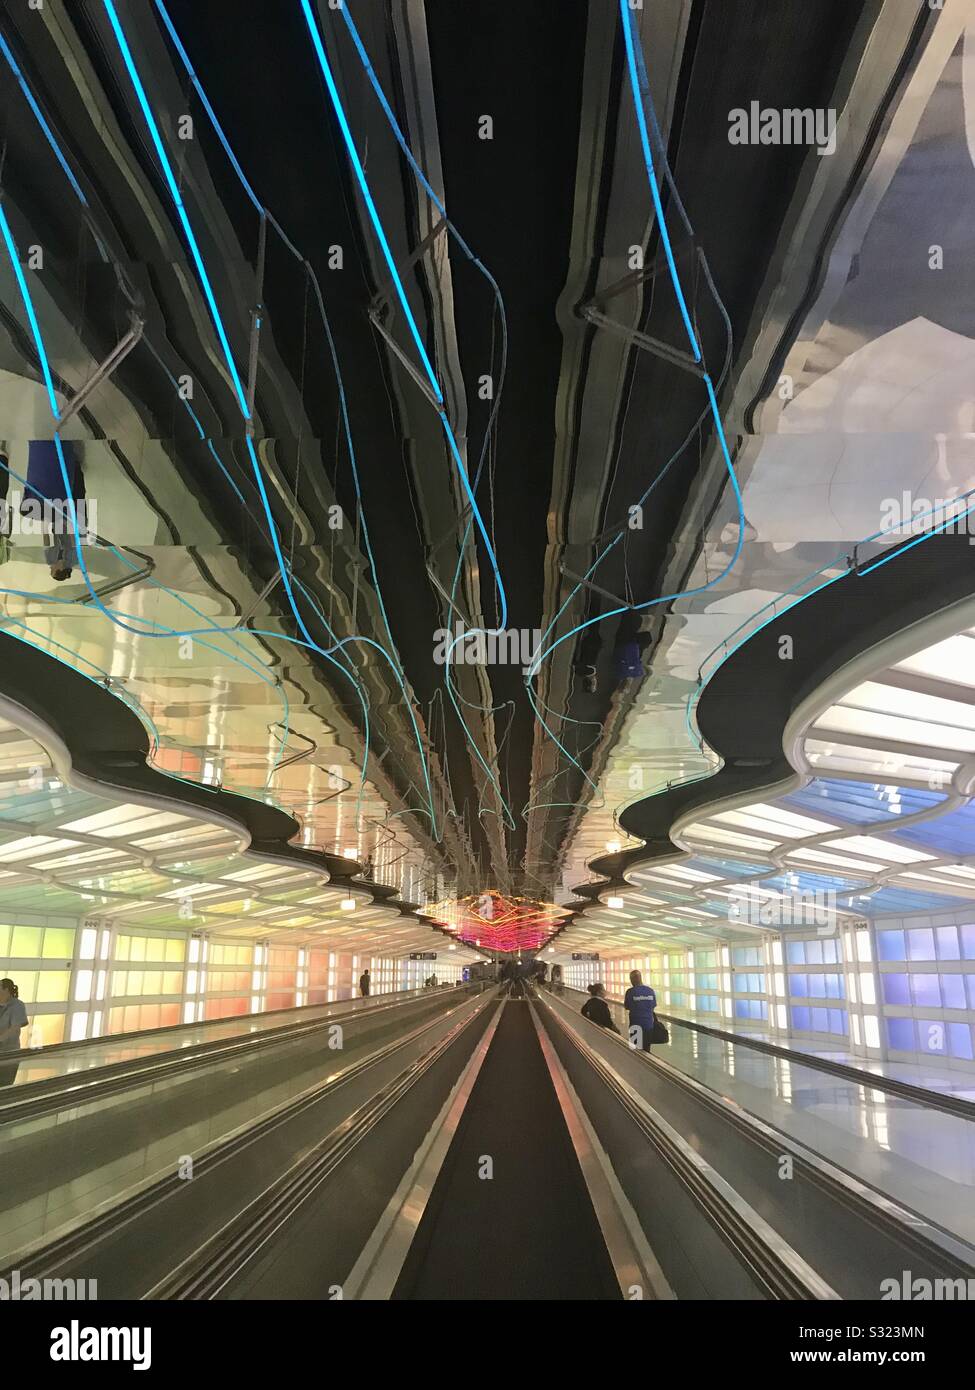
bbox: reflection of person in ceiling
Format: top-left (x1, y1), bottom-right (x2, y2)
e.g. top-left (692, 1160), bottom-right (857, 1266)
top-left (20, 439), bottom-right (87, 582)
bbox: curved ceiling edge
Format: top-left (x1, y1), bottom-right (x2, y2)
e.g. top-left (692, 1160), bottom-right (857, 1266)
top-left (0, 628), bottom-right (443, 933)
top-left (559, 530), bottom-right (975, 935)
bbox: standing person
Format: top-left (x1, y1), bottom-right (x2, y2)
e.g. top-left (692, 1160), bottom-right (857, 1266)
top-left (581, 982), bottom-right (621, 1034)
top-left (21, 439), bottom-right (87, 581)
top-left (359, 968), bottom-right (370, 998)
top-left (623, 969), bottom-right (657, 1052)
top-left (0, 978), bottom-right (28, 1086)
top-left (551, 963), bottom-right (563, 996)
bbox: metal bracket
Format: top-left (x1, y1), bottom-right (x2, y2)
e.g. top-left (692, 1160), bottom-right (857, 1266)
top-left (245, 212), bottom-right (268, 437)
top-left (367, 217), bottom-right (447, 412)
top-left (579, 237), bottom-right (705, 378)
top-left (234, 570), bottom-right (282, 628)
top-left (559, 563), bottom-right (635, 609)
top-left (57, 313), bottom-right (144, 426)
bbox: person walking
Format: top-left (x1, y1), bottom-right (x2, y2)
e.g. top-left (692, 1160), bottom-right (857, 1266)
top-left (623, 969), bottom-right (657, 1052)
top-left (581, 982), bottom-right (621, 1034)
top-left (0, 978), bottom-right (28, 1086)
top-left (21, 439), bottom-right (87, 581)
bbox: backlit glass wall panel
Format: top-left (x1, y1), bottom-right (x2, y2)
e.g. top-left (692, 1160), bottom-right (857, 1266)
top-left (107, 930), bottom-right (186, 1033)
top-left (0, 918), bottom-right (77, 1046)
top-left (874, 914), bottom-right (975, 1066)
top-left (201, 938), bottom-right (252, 1019)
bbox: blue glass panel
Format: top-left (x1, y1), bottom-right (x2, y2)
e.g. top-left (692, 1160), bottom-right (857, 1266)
top-left (907, 928), bottom-right (936, 961)
top-left (781, 779), bottom-right (944, 825)
top-left (792, 1005), bottom-right (810, 1029)
top-left (967, 977), bottom-right (975, 1010)
top-left (811, 1007), bottom-right (829, 1032)
top-left (881, 973), bottom-right (910, 1005)
top-left (961, 925), bottom-right (975, 960)
top-left (918, 1019), bottom-right (948, 1054)
top-left (829, 1009), bottom-right (848, 1035)
top-left (679, 857), bottom-right (770, 879)
top-left (911, 974), bottom-right (942, 1007)
top-left (886, 1017), bottom-right (915, 1051)
top-left (878, 930), bottom-right (906, 962)
top-left (847, 888), bottom-right (972, 913)
top-left (731, 947), bottom-right (759, 967)
top-left (786, 941), bottom-right (805, 965)
top-left (790, 973), bottom-right (808, 998)
top-left (888, 801), bottom-right (975, 856)
top-left (936, 926), bottom-right (960, 961)
top-left (942, 975), bottom-right (966, 1009)
top-left (825, 973), bottom-right (844, 999)
top-left (948, 1023), bottom-right (974, 1061)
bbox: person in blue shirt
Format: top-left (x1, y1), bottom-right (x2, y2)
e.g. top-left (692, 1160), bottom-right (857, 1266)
top-left (623, 969), bottom-right (657, 1052)
top-left (20, 439), bottom-right (87, 581)
top-left (0, 978), bottom-right (29, 1086)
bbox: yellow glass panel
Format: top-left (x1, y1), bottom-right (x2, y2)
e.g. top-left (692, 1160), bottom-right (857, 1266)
top-left (129, 937), bottom-right (146, 963)
top-left (0, 926), bottom-right (10, 954)
top-left (162, 971), bottom-right (182, 994)
top-left (115, 936), bottom-right (130, 962)
top-left (142, 971), bottom-right (162, 996)
top-left (35, 971), bottom-right (70, 1003)
top-left (28, 1013), bottom-right (64, 1046)
top-left (10, 926), bottom-right (42, 957)
top-left (165, 938), bottom-right (186, 963)
top-left (126, 970), bottom-right (143, 996)
top-left (8, 971), bottom-right (37, 1002)
top-left (42, 928), bottom-right (76, 960)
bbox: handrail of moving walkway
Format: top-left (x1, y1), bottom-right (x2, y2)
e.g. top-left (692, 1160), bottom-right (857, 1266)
top-left (545, 988), bottom-right (975, 1277)
top-left (3, 989), bottom-right (498, 1293)
top-left (0, 984), bottom-right (483, 1123)
top-left (557, 984), bottom-right (975, 1122)
top-left (532, 988), bottom-right (837, 1300)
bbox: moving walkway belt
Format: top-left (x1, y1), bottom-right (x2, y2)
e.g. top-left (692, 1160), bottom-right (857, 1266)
top-left (656, 1011), bottom-right (975, 1122)
top-left (3, 992), bottom-right (492, 1296)
top-left (0, 988), bottom-right (475, 1122)
top-left (390, 999), bottom-right (625, 1300)
top-left (540, 991), bottom-right (975, 1298)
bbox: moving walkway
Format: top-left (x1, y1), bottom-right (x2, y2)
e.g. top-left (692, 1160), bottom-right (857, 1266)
top-left (5, 985), bottom-right (973, 1301)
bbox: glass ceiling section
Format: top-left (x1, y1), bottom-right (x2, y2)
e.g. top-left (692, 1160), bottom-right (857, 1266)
top-left (556, 22), bottom-right (975, 954)
top-left (780, 778), bottom-right (946, 824)
top-left (0, 713), bottom-right (467, 956)
top-left (0, 21), bottom-right (444, 908)
top-left (557, 610), bottom-right (975, 961)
